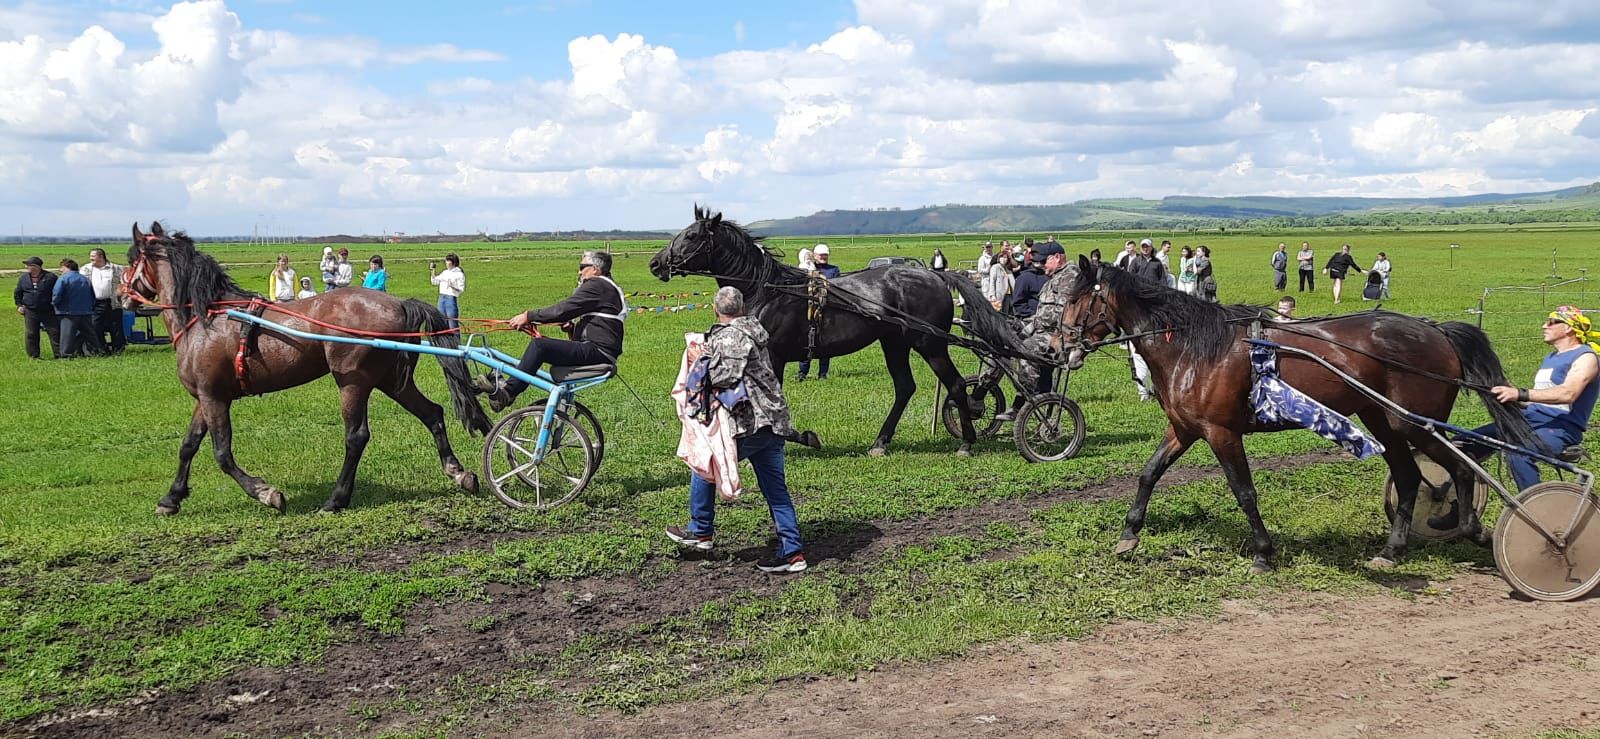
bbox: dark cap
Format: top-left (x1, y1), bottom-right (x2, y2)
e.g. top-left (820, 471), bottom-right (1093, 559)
top-left (22, 256), bottom-right (43, 267)
top-left (1023, 237), bottom-right (1035, 246)
top-left (1032, 243), bottom-right (1065, 262)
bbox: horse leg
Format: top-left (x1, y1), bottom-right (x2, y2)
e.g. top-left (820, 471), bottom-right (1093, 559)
top-left (1364, 413), bottom-right (1421, 567)
top-left (1206, 430), bottom-right (1275, 573)
top-left (383, 378), bottom-right (478, 493)
top-left (199, 398), bottom-right (286, 513)
top-left (322, 382), bottom-right (374, 513)
top-left (155, 405), bottom-right (209, 516)
top-left (1116, 425), bottom-right (1197, 555)
top-left (1412, 433), bottom-right (1487, 544)
top-left (916, 343), bottom-right (976, 456)
top-left (867, 339), bottom-right (916, 457)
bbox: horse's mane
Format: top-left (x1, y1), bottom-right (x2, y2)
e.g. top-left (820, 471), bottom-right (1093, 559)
top-left (140, 229), bottom-right (259, 323)
top-left (704, 215), bottom-right (808, 305)
top-left (1090, 264), bottom-right (1267, 360)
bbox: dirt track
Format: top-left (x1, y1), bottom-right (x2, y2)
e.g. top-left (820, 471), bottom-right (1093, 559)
top-left (25, 448), bottom-right (1600, 738)
top-left (600, 571), bottom-right (1600, 739)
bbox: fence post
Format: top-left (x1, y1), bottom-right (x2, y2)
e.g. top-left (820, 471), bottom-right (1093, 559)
top-left (1477, 295), bottom-right (1485, 328)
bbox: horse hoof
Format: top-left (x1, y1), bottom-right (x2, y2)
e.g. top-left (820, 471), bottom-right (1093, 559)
top-left (1250, 561), bottom-right (1275, 575)
top-left (258, 488), bottom-right (286, 513)
top-left (456, 471), bottom-right (480, 494)
top-left (154, 504), bottom-right (180, 517)
top-left (956, 446), bottom-right (971, 458)
top-left (1114, 537), bottom-right (1139, 556)
top-left (1367, 556), bottom-right (1396, 570)
top-left (867, 446), bottom-right (886, 458)
top-left (318, 505), bottom-right (344, 515)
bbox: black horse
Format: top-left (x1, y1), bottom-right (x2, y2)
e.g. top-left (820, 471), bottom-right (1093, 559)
top-left (649, 207), bottom-right (1028, 456)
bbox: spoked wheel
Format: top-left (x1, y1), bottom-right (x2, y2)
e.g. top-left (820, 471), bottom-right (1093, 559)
top-left (483, 406), bottom-right (595, 510)
top-left (1492, 481), bottom-right (1600, 602)
top-left (1382, 452), bottom-right (1487, 540)
top-left (942, 374), bottom-right (1006, 440)
top-left (1013, 392), bottom-right (1086, 464)
top-left (527, 400), bottom-right (605, 469)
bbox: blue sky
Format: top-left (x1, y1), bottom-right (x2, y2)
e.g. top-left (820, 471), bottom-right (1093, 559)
top-left (2, 0), bottom-right (1598, 235)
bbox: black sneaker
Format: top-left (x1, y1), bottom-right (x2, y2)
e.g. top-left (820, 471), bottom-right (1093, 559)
top-left (473, 372), bottom-right (500, 393)
top-left (993, 409), bottom-right (1017, 423)
top-left (665, 525), bottom-right (714, 551)
top-left (1426, 503), bottom-right (1460, 531)
top-left (487, 382), bottom-right (516, 413)
top-left (756, 551), bottom-right (808, 573)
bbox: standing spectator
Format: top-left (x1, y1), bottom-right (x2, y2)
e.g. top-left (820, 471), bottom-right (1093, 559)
top-left (1194, 245), bottom-right (1218, 302)
top-left (665, 286), bottom-right (808, 573)
top-left (982, 249), bottom-right (1015, 310)
top-left (333, 248), bottom-right (354, 289)
top-left (929, 249), bottom-right (948, 272)
top-left (796, 244), bottom-right (840, 381)
top-left (296, 277), bottom-right (317, 300)
top-left (363, 255), bottom-right (388, 291)
top-left (1115, 240), bottom-right (1139, 269)
top-left (53, 258), bottom-right (96, 357)
top-left (1128, 240), bottom-right (1167, 284)
top-left (14, 256), bottom-right (59, 359)
top-left (1322, 243), bottom-right (1364, 304)
top-left (430, 253), bottom-right (466, 328)
top-left (1372, 251), bottom-right (1392, 298)
top-left (1009, 244), bottom-right (1050, 318)
top-left (1088, 248), bottom-right (1104, 270)
top-left (1276, 295), bottom-right (1297, 320)
top-left (81, 247), bottom-right (126, 355)
top-left (1270, 242), bottom-right (1289, 291)
top-left (1296, 241), bottom-right (1315, 292)
top-left (976, 242), bottom-right (994, 274)
top-left (1157, 240), bottom-right (1174, 288)
top-left (269, 254), bottom-right (297, 302)
top-left (319, 246), bottom-right (338, 292)
top-left (1177, 246), bottom-right (1198, 295)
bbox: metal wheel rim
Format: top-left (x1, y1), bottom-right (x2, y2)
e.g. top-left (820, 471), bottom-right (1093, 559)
top-left (483, 408), bottom-right (594, 510)
top-left (942, 375), bottom-right (1004, 440)
top-left (1015, 394), bottom-right (1085, 463)
top-left (524, 400), bottom-right (605, 469)
top-left (1492, 481), bottom-right (1600, 602)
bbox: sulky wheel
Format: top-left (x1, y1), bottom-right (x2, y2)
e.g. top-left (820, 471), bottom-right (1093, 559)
top-left (1013, 392), bottom-right (1086, 464)
top-left (525, 399), bottom-right (605, 470)
top-left (1492, 481), bottom-right (1600, 602)
top-left (1383, 452), bottom-right (1487, 540)
top-left (942, 373), bottom-right (1006, 440)
top-left (483, 405), bottom-right (595, 510)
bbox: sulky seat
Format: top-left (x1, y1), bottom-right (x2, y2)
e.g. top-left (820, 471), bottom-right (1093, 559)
top-left (549, 364), bottom-right (615, 383)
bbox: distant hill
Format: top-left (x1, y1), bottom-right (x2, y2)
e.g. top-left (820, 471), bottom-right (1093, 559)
top-left (747, 183), bottom-right (1600, 236)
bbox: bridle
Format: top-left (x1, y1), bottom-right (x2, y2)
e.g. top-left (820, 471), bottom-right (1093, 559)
top-left (660, 224), bottom-right (721, 277)
top-left (120, 236), bottom-right (165, 308)
top-left (1059, 282), bottom-right (1118, 354)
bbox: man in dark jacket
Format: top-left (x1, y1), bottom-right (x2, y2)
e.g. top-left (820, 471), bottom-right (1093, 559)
top-left (52, 258), bottom-right (97, 357)
top-left (1127, 240), bottom-right (1167, 284)
top-left (481, 251), bottom-right (627, 411)
top-left (13, 256), bottom-right (60, 359)
top-left (1009, 240), bottom-right (1049, 318)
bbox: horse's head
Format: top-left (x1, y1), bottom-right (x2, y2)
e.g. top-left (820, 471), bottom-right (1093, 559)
top-left (650, 204), bottom-right (726, 282)
top-left (1055, 254), bottom-right (1119, 370)
top-left (123, 221), bottom-right (170, 310)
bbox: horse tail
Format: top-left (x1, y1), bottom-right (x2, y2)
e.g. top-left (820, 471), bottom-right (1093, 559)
top-left (401, 298), bottom-right (492, 436)
top-left (1437, 320), bottom-right (1546, 453)
top-left (935, 271), bottom-right (1045, 362)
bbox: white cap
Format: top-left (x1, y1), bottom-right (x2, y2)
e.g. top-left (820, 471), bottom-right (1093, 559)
top-left (1140, 238), bottom-right (1153, 247)
top-left (323, 246), bottom-right (334, 255)
top-left (814, 244), bottom-right (830, 255)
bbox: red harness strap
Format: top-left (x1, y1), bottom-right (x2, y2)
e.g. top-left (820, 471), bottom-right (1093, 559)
top-left (233, 297), bottom-right (270, 394)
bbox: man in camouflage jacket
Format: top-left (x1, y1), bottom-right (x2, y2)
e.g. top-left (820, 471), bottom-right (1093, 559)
top-left (995, 242), bottom-right (1076, 420)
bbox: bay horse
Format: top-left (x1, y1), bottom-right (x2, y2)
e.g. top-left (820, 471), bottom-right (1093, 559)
top-left (648, 207), bottom-right (1028, 455)
top-left (1055, 255), bottom-right (1539, 572)
top-left (122, 222), bottom-right (490, 515)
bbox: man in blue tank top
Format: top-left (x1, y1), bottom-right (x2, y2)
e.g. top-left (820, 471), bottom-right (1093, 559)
top-left (1481, 305), bottom-right (1600, 490)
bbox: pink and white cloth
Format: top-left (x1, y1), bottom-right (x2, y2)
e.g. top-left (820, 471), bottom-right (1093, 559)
top-left (673, 333), bottom-right (742, 500)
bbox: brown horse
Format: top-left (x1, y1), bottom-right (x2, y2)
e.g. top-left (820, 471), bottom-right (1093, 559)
top-left (1056, 255), bottom-right (1540, 572)
top-left (122, 222), bottom-right (490, 515)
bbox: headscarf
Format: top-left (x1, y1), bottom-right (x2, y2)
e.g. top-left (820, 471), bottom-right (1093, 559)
top-left (1548, 305), bottom-right (1600, 352)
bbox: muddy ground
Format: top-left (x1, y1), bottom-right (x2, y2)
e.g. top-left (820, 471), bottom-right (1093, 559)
top-left (29, 449), bottom-right (1599, 738)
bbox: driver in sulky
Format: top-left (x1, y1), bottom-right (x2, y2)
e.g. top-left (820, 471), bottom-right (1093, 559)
top-left (478, 251), bottom-right (627, 412)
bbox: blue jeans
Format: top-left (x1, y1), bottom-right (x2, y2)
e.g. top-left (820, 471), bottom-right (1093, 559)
top-left (1465, 418), bottom-right (1583, 491)
top-left (796, 357), bottom-right (829, 378)
top-left (437, 294), bottom-right (459, 329)
top-left (687, 428), bottom-right (804, 557)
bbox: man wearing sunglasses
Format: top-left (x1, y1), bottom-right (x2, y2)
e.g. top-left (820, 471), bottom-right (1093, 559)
top-left (479, 251), bottom-right (628, 412)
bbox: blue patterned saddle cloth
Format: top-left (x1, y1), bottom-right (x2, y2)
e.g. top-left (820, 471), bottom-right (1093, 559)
top-left (1250, 343), bottom-right (1385, 459)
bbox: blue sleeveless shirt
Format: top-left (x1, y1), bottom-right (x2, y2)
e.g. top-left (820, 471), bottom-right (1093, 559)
top-left (1525, 345), bottom-right (1599, 433)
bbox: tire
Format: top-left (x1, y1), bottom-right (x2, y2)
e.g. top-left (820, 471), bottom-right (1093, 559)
top-left (483, 406), bottom-right (595, 510)
top-left (526, 399), bottom-right (604, 469)
top-left (1492, 481), bottom-right (1600, 602)
top-left (942, 374), bottom-right (1006, 440)
top-left (1013, 393), bottom-right (1086, 463)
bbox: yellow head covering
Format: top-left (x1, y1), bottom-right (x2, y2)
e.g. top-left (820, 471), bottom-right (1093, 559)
top-left (1548, 305), bottom-right (1600, 352)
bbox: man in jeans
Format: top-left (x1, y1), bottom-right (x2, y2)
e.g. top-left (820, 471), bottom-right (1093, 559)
top-left (667, 286), bottom-right (808, 574)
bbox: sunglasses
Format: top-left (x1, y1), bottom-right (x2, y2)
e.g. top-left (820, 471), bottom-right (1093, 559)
top-left (1545, 319), bottom-right (1568, 327)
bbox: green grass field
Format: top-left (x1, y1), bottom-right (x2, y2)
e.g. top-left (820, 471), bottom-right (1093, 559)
top-left (2, 227), bottom-right (1598, 731)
